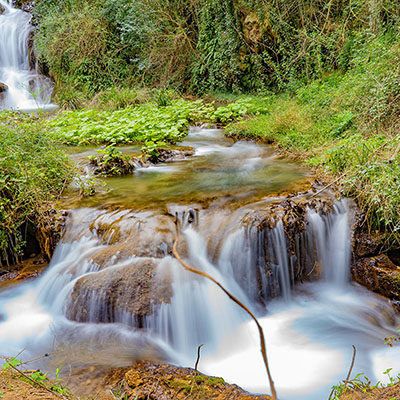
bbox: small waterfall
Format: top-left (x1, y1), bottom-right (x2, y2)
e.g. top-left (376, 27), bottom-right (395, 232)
top-left (217, 200), bottom-right (351, 306)
top-left (307, 200), bottom-right (351, 287)
top-left (0, 199), bottom-right (398, 399)
top-left (0, 0), bottom-right (54, 110)
top-left (145, 226), bottom-right (249, 359)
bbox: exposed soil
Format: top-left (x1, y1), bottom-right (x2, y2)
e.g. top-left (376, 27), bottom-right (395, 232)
top-left (0, 368), bottom-right (68, 400)
top-left (340, 382), bottom-right (400, 399)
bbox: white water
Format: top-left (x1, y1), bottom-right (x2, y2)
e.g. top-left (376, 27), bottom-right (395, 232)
top-left (0, 0), bottom-right (55, 110)
top-left (0, 129), bottom-right (399, 399)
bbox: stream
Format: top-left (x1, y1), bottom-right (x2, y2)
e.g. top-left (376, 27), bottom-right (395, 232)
top-left (0, 127), bottom-right (399, 399)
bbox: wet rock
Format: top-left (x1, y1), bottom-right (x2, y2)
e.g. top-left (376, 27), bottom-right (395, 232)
top-left (67, 258), bottom-right (172, 324)
top-left (238, 196), bottom-right (334, 303)
top-left (352, 254), bottom-right (400, 300)
top-left (0, 4), bottom-right (4, 14)
top-left (12, 1), bottom-right (35, 12)
top-left (0, 82), bottom-right (8, 93)
top-left (88, 211), bottom-right (176, 263)
top-left (21, 1), bottom-right (35, 13)
top-left (37, 209), bottom-right (69, 260)
top-left (145, 147), bottom-right (194, 164)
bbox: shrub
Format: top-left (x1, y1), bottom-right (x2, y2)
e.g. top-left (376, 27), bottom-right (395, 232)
top-left (0, 112), bottom-right (73, 265)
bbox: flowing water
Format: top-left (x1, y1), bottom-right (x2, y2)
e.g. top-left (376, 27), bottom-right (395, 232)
top-left (0, 128), bottom-right (399, 399)
top-left (0, 0), bottom-right (55, 110)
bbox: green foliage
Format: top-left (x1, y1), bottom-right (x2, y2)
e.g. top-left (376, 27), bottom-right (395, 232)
top-left (48, 97), bottom-right (264, 149)
top-left (212, 97), bottom-right (270, 123)
top-left (32, 0), bottom-right (400, 99)
top-left (2, 357), bottom-right (22, 370)
top-left (49, 100), bottom-right (213, 146)
top-left (0, 112), bottom-right (73, 265)
top-left (227, 33), bottom-right (400, 242)
top-left (330, 369), bottom-right (400, 399)
top-left (88, 146), bottom-right (135, 176)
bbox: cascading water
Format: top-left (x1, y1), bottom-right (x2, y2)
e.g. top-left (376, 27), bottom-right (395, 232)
top-left (0, 127), bottom-right (399, 399)
top-left (0, 0), bottom-right (54, 110)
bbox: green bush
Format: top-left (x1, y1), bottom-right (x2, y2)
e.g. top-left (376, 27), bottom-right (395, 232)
top-left (0, 112), bottom-right (73, 265)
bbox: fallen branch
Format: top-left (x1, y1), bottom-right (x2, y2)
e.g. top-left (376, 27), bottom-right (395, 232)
top-left (172, 220), bottom-right (278, 400)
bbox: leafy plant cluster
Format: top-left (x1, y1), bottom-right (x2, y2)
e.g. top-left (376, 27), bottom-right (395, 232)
top-left (330, 368), bottom-right (400, 400)
top-left (48, 97), bottom-right (270, 148)
top-left (227, 33), bottom-right (400, 242)
top-left (0, 111), bottom-right (73, 266)
top-left (2, 357), bottom-right (72, 397)
top-left (88, 145), bottom-right (135, 176)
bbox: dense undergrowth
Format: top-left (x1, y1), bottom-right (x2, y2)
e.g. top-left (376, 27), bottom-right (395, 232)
top-left (31, 0), bottom-right (400, 105)
top-left (227, 32), bottom-right (400, 243)
top-left (0, 112), bottom-right (73, 265)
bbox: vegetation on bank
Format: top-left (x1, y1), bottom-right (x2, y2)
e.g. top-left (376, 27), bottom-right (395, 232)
top-left (227, 32), bottom-right (400, 243)
top-left (31, 0), bottom-right (400, 106)
top-left (0, 112), bottom-right (73, 266)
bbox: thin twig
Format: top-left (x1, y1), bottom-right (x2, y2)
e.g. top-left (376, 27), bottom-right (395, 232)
top-left (172, 220), bottom-right (278, 400)
top-left (343, 345), bottom-right (357, 393)
top-left (311, 174), bottom-right (344, 198)
top-left (194, 344), bottom-right (204, 375)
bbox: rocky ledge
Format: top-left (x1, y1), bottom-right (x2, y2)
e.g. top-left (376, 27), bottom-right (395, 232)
top-left (69, 361), bottom-right (271, 400)
top-left (352, 254), bottom-right (400, 310)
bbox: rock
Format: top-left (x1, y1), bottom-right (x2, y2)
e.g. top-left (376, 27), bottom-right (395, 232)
top-left (0, 82), bottom-right (8, 93)
top-left (352, 254), bottom-right (400, 300)
top-left (66, 258), bottom-right (172, 324)
top-left (122, 361), bottom-right (272, 400)
top-left (353, 232), bottom-right (383, 258)
top-left (67, 362), bottom-right (272, 400)
top-left (0, 4), bottom-right (5, 14)
top-left (146, 147), bottom-right (194, 164)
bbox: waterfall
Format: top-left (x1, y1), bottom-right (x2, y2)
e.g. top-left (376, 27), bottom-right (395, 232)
top-left (0, 0), bottom-right (54, 110)
top-left (0, 201), bottom-right (398, 399)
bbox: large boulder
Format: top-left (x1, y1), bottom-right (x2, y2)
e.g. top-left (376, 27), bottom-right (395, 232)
top-left (66, 258), bottom-right (172, 324)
